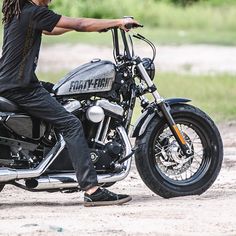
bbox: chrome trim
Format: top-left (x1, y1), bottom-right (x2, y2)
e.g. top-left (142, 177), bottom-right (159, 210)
top-left (96, 100), bottom-right (124, 117)
top-left (86, 106), bottom-right (105, 123)
top-left (101, 117), bottom-right (111, 142)
top-left (63, 100), bottom-right (81, 113)
top-left (25, 174), bottom-right (78, 190)
top-left (0, 134), bottom-right (66, 182)
top-left (95, 119), bottom-right (104, 142)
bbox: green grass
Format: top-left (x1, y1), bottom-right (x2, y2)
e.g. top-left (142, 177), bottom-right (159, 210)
top-left (156, 73), bottom-right (236, 122)
top-left (140, 28), bottom-right (236, 46)
top-left (39, 27), bottom-right (236, 46)
top-left (0, 26), bottom-right (235, 46)
top-left (38, 71), bottom-right (236, 122)
top-left (1, 2), bottom-right (236, 46)
top-left (49, 1), bottom-right (236, 31)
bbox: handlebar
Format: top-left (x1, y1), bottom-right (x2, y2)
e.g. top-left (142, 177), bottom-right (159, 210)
top-left (99, 20), bottom-right (146, 63)
top-left (99, 23), bottom-right (143, 33)
top-left (124, 23), bottom-right (144, 30)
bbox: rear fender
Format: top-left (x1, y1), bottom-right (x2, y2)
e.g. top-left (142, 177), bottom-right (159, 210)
top-left (131, 98), bottom-right (191, 138)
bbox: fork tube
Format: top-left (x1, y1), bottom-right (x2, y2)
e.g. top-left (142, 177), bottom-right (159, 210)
top-left (158, 102), bottom-right (191, 156)
top-left (136, 61), bottom-right (163, 104)
top-left (136, 59), bottom-right (191, 156)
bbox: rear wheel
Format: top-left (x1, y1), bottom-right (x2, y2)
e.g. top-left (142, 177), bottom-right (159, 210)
top-left (0, 127), bottom-right (11, 192)
top-left (0, 184), bottom-right (4, 192)
top-left (135, 104), bottom-right (223, 198)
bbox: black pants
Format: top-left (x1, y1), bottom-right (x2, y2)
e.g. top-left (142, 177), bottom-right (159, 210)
top-left (1, 85), bottom-right (98, 191)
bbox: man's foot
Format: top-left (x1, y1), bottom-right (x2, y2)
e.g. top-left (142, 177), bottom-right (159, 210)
top-left (84, 188), bottom-right (132, 207)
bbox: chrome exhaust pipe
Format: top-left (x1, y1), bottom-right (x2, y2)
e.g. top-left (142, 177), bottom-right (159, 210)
top-left (24, 167), bottom-right (131, 191)
top-left (24, 126), bottom-right (133, 191)
top-left (0, 134), bottom-right (66, 183)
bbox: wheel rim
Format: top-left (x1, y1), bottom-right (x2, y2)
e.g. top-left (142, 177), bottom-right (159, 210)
top-left (152, 119), bottom-right (212, 186)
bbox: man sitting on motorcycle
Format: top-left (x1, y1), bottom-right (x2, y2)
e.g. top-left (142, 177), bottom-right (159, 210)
top-left (0, 0), bottom-right (139, 206)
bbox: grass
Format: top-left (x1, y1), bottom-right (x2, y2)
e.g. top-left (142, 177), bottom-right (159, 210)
top-left (156, 73), bottom-right (236, 122)
top-left (0, 27), bottom-right (235, 46)
top-left (39, 27), bottom-right (236, 46)
top-left (38, 71), bottom-right (236, 123)
top-left (49, 1), bottom-right (236, 31)
top-left (1, 2), bottom-right (236, 46)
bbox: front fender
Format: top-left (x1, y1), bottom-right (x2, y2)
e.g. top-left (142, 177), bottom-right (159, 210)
top-left (131, 98), bottom-right (191, 138)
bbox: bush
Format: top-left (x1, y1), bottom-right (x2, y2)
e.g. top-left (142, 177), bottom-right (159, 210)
top-left (50, 0), bottom-right (236, 31)
top-left (164, 0), bottom-right (200, 6)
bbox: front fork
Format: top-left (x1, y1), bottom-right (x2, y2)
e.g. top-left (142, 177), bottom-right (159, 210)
top-left (137, 59), bottom-right (192, 157)
top-left (157, 102), bottom-right (192, 156)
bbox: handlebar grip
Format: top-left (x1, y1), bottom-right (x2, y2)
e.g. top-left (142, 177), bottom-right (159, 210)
top-left (99, 23), bottom-right (143, 33)
top-left (124, 23), bottom-right (144, 30)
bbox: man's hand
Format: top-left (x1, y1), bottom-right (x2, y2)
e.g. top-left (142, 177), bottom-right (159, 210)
top-left (119, 18), bottom-right (141, 32)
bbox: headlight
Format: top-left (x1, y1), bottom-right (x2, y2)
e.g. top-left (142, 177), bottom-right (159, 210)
top-left (141, 58), bottom-right (156, 81)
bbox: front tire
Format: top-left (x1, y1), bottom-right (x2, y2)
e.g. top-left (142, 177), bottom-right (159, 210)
top-left (135, 104), bottom-right (223, 198)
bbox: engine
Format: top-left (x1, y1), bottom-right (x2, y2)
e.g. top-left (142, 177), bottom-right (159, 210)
top-left (61, 98), bottom-right (126, 173)
top-left (85, 99), bottom-right (125, 172)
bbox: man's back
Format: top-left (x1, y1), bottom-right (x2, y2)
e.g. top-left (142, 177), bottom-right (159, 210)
top-left (0, 2), bottom-right (60, 93)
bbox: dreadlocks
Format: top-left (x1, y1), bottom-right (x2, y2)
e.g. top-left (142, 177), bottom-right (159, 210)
top-left (2, 0), bottom-right (27, 24)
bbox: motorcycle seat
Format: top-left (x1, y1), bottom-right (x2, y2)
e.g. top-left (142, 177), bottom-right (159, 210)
top-left (0, 97), bottom-right (20, 112)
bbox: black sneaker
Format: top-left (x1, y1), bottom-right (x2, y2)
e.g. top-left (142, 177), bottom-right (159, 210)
top-left (84, 188), bottom-right (132, 207)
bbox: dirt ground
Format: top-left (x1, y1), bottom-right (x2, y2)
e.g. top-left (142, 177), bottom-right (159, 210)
top-left (0, 122), bottom-right (235, 236)
top-left (38, 44), bottom-right (236, 74)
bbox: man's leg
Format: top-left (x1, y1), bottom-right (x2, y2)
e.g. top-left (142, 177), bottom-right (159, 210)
top-left (1, 85), bottom-right (98, 190)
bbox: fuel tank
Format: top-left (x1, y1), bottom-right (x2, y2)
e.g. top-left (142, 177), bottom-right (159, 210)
top-left (53, 60), bottom-right (116, 96)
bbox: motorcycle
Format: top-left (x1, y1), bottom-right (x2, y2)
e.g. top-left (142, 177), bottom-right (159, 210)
top-left (0, 23), bottom-right (223, 198)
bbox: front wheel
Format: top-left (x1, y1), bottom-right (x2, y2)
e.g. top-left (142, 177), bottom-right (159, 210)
top-left (135, 104), bottom-right (223, 198)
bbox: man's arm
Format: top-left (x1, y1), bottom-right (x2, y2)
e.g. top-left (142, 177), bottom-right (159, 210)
top-left (43, 27), bottom-right (73, 35)
top-left (55, 17), bottom-right (138, 32)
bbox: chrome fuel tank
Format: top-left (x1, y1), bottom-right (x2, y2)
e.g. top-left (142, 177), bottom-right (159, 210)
top-left (53, 60), bottom-right (116, 96)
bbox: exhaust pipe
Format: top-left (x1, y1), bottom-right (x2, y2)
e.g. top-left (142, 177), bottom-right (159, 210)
top-left (0, 134), bottom-right (66, 182)
top-left (24, 166), bottom-right (131, 191)
top-left (24, 126), bottom-right (133, 191)
top-left (24, 170), bottom-right (127, 190)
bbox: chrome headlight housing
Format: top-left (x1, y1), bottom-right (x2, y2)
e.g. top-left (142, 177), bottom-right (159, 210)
top-left (141, 58), bottom-right (156, 81)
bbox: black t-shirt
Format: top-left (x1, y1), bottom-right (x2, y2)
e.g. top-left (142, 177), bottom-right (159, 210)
top-left (0, 2), bottom-right (61, 93)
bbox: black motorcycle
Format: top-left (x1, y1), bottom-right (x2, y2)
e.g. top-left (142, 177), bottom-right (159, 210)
top-left (0, 24), bottom-right (223, 198)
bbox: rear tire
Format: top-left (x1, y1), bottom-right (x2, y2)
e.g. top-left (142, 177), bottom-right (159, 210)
top-left (0, 127), bottom-right (10, 193)
top-left (135, 104), bottom-right (223, 198)
top-left (0, 184), bottom-right (4, 192)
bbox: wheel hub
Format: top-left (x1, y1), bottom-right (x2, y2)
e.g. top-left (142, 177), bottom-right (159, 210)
top-left (156, 133), bottom-right (193, 175)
